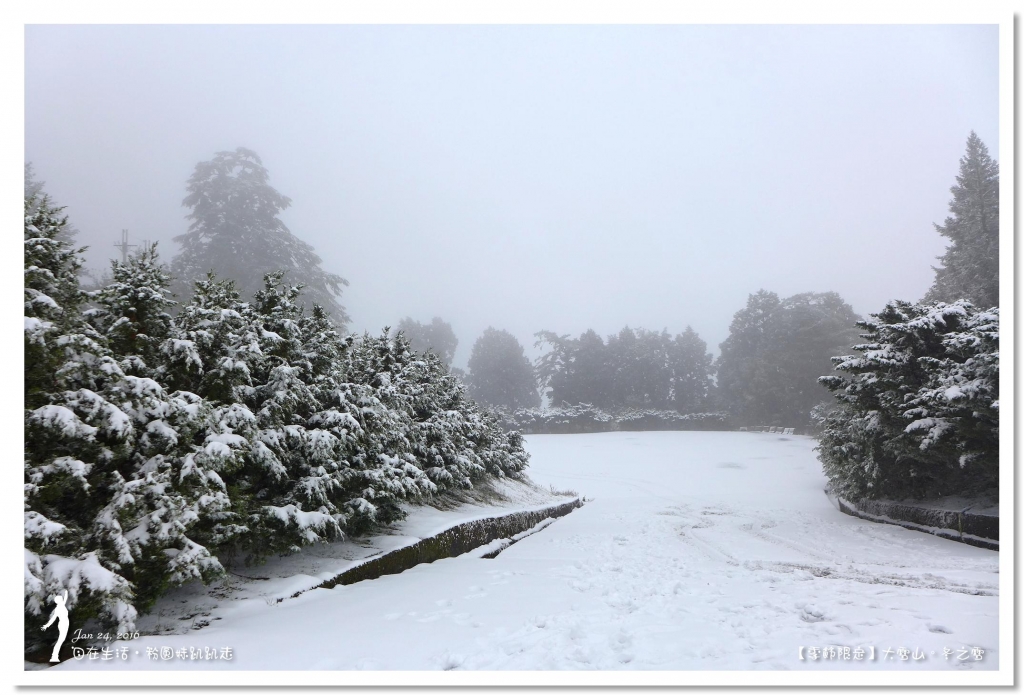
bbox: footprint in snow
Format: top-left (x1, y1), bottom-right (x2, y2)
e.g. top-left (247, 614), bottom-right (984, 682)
top-left (439, 651), bottom-right (465, 671)
top-left (609, 628), bottom-right (633, 650)
top-left (927, 624), bottom-right (953, 634)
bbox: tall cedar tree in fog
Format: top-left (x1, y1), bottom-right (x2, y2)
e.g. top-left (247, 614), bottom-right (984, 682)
top-left (467, 328), bottom-right (540, 410)
top-left (715, 291), bottom-right (860, 427)
top-left (24, 193), bottom-right (528, 660)
top-left (535, 326), bottom-right (713, 413)
top-left (672, 327), bottom-right (715, 413)
top-left (170, 148), bottom-right (349, 328)
top-left (924, 132), bottom-right (999, 308)
top-left (397, 317), bottom-right (459, 367)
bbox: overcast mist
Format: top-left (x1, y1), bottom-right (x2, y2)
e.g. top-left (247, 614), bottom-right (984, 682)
top-left (24, 24), bottom-right (998, 368)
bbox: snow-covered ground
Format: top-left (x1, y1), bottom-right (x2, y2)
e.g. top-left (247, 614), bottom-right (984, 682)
top-left (51, 432), bottom-right (999, 671)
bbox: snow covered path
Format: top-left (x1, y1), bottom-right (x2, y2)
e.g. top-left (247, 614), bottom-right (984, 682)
top-left (56, 432), bottom-right (999, 671)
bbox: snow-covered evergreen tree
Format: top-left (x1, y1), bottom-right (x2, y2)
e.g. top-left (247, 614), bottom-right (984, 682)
top-left (241, 273), bottom-right (344, 557)
top-left (924, 132), bottom-right (999, 309)
top-left (24, 195), bottom-right (136, 654)
top-left (86, 245), bottom-right (175, 377)
top-left (25, 201), bottom-right (227, 657)
top-left (817, 300), bottom-right (998, 500)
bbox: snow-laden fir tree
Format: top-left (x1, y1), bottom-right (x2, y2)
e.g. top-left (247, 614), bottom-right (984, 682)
top-left (84, 246), bottom-right (230, 604)
top-left (344, 330), bottom-right (528, 527)
top-left (24, 202), bottom-right (226, 657)
top-left (924, 132), bottom-right (999, 309)
top-left (171, 148), bottom-right (349, 328)
top-left (86, 244), bottom-right (175, 377)
top-left (25, 196), bottom-right (136, 651)
top-left (817, 300), bottom-right (998, 501)
top-left (300, 309), bottom-right (399, 535)
top-left (339, 330), bottom-right (440, 532)
top-left (237, 273), bottom-right (345, 557)
top-left (410, 343), bottom-right (529, 486)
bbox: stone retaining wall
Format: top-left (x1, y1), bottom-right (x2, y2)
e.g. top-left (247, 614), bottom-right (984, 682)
top-left (834, 495), bottom-right (997, 551)
top-left (283, 498), bottom-right (583, 600)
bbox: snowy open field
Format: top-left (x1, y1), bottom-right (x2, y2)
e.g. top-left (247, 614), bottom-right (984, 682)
top-left (51, 431), bottom-right (998, 672)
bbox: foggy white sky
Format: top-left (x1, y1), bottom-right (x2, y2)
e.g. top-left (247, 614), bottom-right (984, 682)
top-left (24, 24), bottom-right (998, 368)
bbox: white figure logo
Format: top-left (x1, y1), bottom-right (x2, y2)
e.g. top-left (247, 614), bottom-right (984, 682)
top-left (41, 590), bottom-right (69, 663)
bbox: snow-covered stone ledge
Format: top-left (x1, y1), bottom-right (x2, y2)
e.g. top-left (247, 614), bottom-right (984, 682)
top-left (280, 497), bottom-right (584, 601)
top-left (830, 494), bottom-right (998, 551)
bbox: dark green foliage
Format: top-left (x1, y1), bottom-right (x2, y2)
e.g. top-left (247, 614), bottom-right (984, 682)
top-left (816, 301), bottom-right (998, 501)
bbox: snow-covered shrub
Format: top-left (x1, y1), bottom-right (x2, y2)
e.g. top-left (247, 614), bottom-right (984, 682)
top-left (817, 300), bottom-right (998, 501)
top-left (616, 408), bottom-right (731, 432)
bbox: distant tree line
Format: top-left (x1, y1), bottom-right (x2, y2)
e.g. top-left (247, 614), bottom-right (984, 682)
top-left (534, 326), bottom-right (713, 413)
top-left (412, 305), bottom-right (864, 432)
